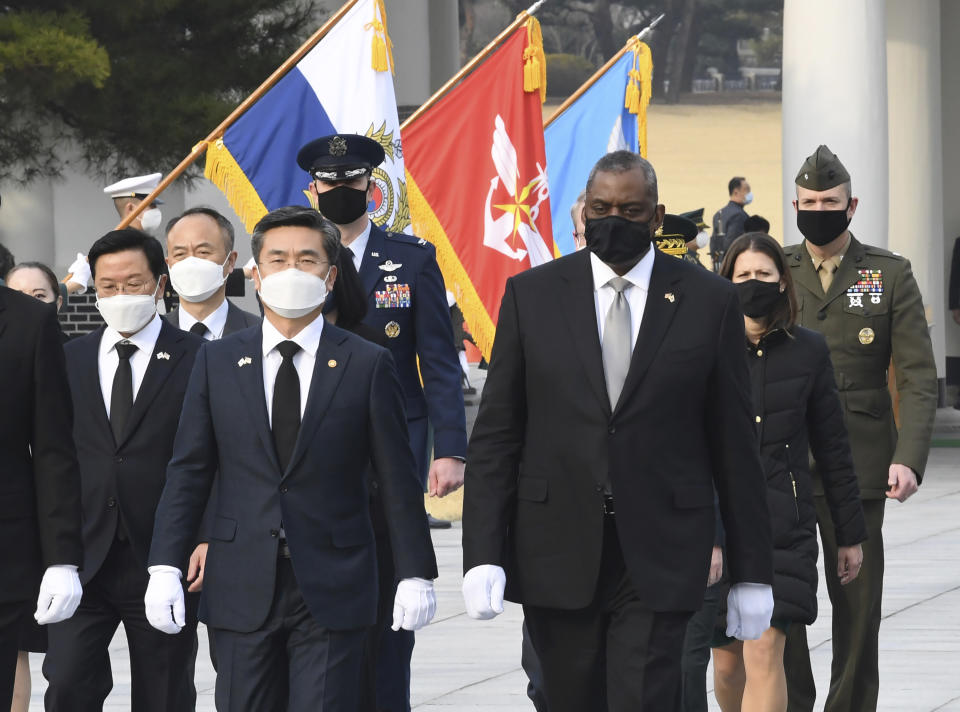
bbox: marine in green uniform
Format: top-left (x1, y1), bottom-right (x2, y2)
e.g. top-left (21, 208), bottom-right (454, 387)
top-left (781, 145), bottom-right (938, 712)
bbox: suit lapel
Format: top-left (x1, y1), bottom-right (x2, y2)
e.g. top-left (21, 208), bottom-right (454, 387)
top-left (231, 327), bottom-right (282, 474)
top-left (358, 227), bottom-right (387, 297)
top-left (789, 243), bottom-right (824, 301)
top-left (224, 302), bottom-right (243, 336)
top-left (613, 251), bottom-right (682, 416)
top-left (821, 236), bottom-right (867, 308)
top-left (283, 325), bottom-right (350, 477)
top-left (76, 327), bottom-right (113, 442)
top-left (119, 321), bottom-right (188, 447)
top-left (558, 251), bottom-right (611, 417)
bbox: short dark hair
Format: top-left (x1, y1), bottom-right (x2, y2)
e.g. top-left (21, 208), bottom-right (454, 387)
top-left (7, 261), bottom-right (60, 297)
top-left (250, 206), bottom-right (340, 265)
top-left (88, 228), bottom-right (166, 282)
top-left (586, 150), bottom-right (659, 204)
top-left (728, 177), bottom-right (746, 195)
top-left (743, 215), bottom-right (770, 234)
top-left (165, 207), bottom-right (236, 252)
top-left (0, 243), bottom-right (15, 280)
top-left (720, 231), bottom-right (798, 332)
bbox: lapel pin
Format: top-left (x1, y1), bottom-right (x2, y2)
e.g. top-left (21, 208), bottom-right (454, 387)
top-left (156, 351), bottom-right (170, 360)
top-left (237, 356), bottom-right (252, 367)
top-left (327, 359), bottom-right (337, 368)
top-left (664, 292), bottom-right (675, 303)
top-left (370, 251), bottom-right (379, 258)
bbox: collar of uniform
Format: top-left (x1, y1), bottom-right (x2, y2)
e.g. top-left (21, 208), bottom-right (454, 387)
top-left (178, 297), bottom-right (229, 338)
top-left (261, 312), bottom-right (324, 360)
top-left (100, 312), bottom-right (162, 359)
top-left (345, 220), bottom-right (373, 267)
top-left (805, 233), bottom-right (851, 271)
top-left (589, 245), bottom-right (655, 294)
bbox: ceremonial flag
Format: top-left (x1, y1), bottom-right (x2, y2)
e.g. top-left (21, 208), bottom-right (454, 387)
top-left (403, 18), bottom-right (554, 359)
top-left (204, 0), bottom-right (410, 234)
top-left (544, 39), bottom-right (653, 255)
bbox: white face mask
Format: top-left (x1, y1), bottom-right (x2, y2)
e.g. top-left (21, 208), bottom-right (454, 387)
top-left (743, 191), bottom-right (754, 206)
top-left (140, 208), bottom-right (162, 231)
top-left (96, 282), bottom-right (160, 334)
top-left (696, 230), bottom-right (710, 249)
top-left (169, 255), bottom-right (229, 303)
top-left (257, 267), bottom-right (329, 319)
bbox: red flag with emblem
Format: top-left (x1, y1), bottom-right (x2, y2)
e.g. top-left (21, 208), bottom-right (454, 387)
top-left (403, 18), bottom-right (554, 360)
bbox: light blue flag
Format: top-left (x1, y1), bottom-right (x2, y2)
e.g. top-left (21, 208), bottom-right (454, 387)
top-left (544, 52), bottom-right (639, 255)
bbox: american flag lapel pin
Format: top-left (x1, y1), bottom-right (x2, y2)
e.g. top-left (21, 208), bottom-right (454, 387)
top-left (665, 292), bottom-right (675, 303)
top-left (156, 351), bottom-right (170, 360)
top-left (237, 356), bottom-right (252, 367)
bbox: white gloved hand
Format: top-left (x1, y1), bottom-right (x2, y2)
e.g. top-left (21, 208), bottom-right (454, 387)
top-left (726, 582), bottom-right (774, 640)
top-left (391, 577), bottom-right (436, 631)
top-left (34, 565), bottom-right (83, 625)
top-left (66, 253), bottom-right (91, 292)
top-left (144, 566), bottom-right (186, 634)
top-left (462, 564), bottom-right (506, 620)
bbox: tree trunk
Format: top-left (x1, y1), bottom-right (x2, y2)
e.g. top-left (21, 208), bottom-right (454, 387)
top-left (680, 8), bottom-right (701, 94)
top-left (666, 0), bottom-right (698, 103)
top-left (651, 0), bottom-right (678, 100)
top-left (590, 0), bottom-right (616, 61)
top-left (459, 0), bottom-right (476, 64)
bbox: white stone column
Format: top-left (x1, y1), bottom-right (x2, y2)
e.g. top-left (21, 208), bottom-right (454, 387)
top-left (781, 0), bottom-right (888, 246)
top-left (0, 178), bottom-right (56, 268)
top-left (886, 0), bottom-right (945, 375)
top-left (387, 0), bottom-right (431, 105)
top-left (940, 0), bottom-right (960, 364)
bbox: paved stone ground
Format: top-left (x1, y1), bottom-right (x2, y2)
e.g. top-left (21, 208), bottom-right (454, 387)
top-left (25, 403), bottom-right (960, 709)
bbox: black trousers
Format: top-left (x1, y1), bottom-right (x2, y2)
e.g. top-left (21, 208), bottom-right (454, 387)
top-left (680, 581), bottom-right (723, 712)
top-left (521, 619), bottom-right (549, 712)
top-left (0, 600), bottom-right (28, 710)
top-left (43, 537), bottom-right (198, 712)
top-left (523, 517), bottom-right (692, 712)
top-left (213, 558), bottom-right (365, 712)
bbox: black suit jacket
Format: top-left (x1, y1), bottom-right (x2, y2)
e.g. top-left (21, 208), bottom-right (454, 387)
top-left (0, 288), bottom-right (83, 603)
top-left (462, 249), bottom-right (773, 613)
top-left (148, 322), bottom-right (437, 633)
top-left (164, 300), bottom-right (260, 336)
top-left (64, 320), bottom-right (203, 583)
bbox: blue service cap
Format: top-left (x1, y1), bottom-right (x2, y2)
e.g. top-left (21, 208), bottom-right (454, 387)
top-left (297, 134), bottom-right (385, 181)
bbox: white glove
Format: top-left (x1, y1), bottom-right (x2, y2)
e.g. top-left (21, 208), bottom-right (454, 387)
top-left (66, 253), bottom-right (91, 292)
top-left (144, 566), bottom-right (186, 634)
top-left (462, 564), bottom-right (506, 620)
top-left (34, 565), bottom-right (83, 625)
top-left (726, 582), bottom-right (774, 640)
top-left (391, 577), bottom-right (436, 631)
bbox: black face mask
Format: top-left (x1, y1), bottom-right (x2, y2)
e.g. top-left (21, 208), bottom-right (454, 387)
top-left (584, 215), bottom-right (653, 266)
top-left (796, 205), bottom-right (851, 246)
top-left (315, 185), bottom-right (369, 224)
top-left (734, 279), bottom-right (784, 319)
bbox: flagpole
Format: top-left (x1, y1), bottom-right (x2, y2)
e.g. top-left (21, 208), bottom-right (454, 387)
top-left (116, 0), bottom-right (360, 229)
top-left (542, 13), bottom-right (664, 129)
top-left (400, 0), bottom-right (549, 130)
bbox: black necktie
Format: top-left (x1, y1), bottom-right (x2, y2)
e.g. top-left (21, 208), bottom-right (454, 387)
top-left (189, 321), bottom-right (208, 338)
top-left (272, 341), bottom-right (301, 471)
top-left (110, 341), bottom-right (138, 444)
top-left (343, 245), bottom-right (355, 260)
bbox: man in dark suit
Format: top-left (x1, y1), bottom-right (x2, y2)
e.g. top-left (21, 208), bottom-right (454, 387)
top-left (145, 206), bottom-right (438, 711)
top-left (297, 134), bottom-right (467, 710)
top-left (462, 151), bottom-right (775, 711)
top-left (710, 176), bottom-right (752, 270)
top-left (42, 229), bottom-right (203, 711)
top-left (0, 287), bottom-right (84, 709)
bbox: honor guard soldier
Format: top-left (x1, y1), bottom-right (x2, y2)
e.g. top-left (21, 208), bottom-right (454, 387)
top-left (657, 212), bottom-right (707, 268)
top-left (297, 134), bottom-right (467, 712)
top-left (781, 145), bottom-right (938, 712)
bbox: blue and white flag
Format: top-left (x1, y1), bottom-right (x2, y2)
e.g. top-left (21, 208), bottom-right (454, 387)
top-left (205, 0), bottom-right (410, 233)
top-left (544, 51), bottom-right (641, 255)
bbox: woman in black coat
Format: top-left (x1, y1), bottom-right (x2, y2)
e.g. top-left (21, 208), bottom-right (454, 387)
top-left (711, 233), bottom-right (867, 712)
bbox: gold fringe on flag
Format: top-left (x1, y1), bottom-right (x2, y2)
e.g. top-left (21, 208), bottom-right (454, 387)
top-left (522, 17), bottom-right (547, 102)
top-left (203, 139), bottom-right (269, 234)
top-left (624, 40), bottom-right (653, 157)
top-left (406, 170), bottom-right (497, 360)
top-left (366, 0), bottom-right (395, 74)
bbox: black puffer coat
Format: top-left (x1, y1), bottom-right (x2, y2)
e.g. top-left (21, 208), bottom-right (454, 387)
top-left (744, 326), bottom-right (867, 624)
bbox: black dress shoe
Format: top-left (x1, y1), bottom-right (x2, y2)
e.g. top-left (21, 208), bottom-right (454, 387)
top-left (427, 513), bottom-right (452, 529)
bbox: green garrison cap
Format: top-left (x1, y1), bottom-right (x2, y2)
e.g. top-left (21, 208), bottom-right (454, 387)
top-left (795, 145), bottom-right (850, 190)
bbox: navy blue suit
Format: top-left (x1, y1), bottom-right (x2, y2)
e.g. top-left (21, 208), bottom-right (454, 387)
top-left (357, 225), bottom-right (467, 477)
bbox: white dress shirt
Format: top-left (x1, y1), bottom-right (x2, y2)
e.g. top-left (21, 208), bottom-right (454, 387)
top-left (344, 220), bottom-right (373, 272)
top-left (177, 298), bottom-right (229, 340)
top-left (590, 247), bottom-right (655, 352)
top-left (98, 314), bottom-right (163, 417)
top-left (261, 314), bottom-right (325, 426)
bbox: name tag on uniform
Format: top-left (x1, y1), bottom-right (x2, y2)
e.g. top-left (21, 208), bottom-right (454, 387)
top-left (375, 284), bottom-right (411, 309)
top-left (846, 269), bottom-right (882, 308)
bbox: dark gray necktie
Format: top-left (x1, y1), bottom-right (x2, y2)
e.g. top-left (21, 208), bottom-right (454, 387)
top-left (272, 341), bottom-right (302, 471)
top-left (110, 341), bottom-right (138, 444)
top-left (601, 277), bottom-right (632, 409)
top-left (189, 321), bottom-right (208, 338)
